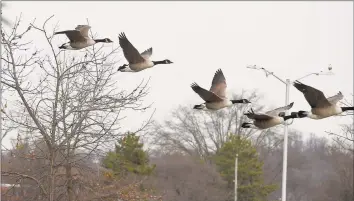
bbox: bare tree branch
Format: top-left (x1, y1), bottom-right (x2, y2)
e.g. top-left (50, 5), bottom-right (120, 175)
top-left (2, 15), bottom-right (153, 201)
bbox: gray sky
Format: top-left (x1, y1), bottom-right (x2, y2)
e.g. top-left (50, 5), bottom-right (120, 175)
top-left (3, 1), bottom-right (353, 148)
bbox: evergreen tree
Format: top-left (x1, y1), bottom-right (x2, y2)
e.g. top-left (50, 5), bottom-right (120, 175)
top-left (213, 135), bottom-right (277, 201)
top-left (103, 132), bottom-right (155, 177)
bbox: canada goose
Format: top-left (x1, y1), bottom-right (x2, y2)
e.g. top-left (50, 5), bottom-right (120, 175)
top-left (191, 69), bottom-right (251, 110)
top-left (242, 102), bottom-right (297, 129)
top-left (293, 81), bottom-right (354, 119)
top-left (54, 25), bottom-right (113, 50)
top-left (117, 32), bottom-right (173, 72)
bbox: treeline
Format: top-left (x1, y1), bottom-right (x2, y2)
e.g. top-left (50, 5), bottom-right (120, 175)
top-left (2, 111), bottom-right (353, 201)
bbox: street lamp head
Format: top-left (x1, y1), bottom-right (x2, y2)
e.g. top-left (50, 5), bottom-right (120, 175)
top-left (297, 64), bottom-right (334, 80)
top-left (327, 71), bottom-right (334, 75)
top-left (319, 64), bottom-right (334, 75)
top-left (246, 65), bottom-right (261, 70)
top-left (318, 71), bottom-right (334, 76)
top-left (328, 64), bottom-right (332, 71)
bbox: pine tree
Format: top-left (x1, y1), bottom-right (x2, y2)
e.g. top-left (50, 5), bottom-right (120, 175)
top-left (103, 132), bottom-right (155, 178)
top-left (213, 135), bottom-right (277, 201)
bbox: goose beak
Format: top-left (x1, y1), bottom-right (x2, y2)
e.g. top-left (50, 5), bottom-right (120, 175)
top-left (241, 122), bottom-right (252, 128)
top-left (117, 64), bottom-right (128, 72)
top-left (117, 66), bottom-right (124, 72)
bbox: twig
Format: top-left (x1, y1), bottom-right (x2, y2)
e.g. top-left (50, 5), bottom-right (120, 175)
top-left (2, 171), bottom-right (48, 196)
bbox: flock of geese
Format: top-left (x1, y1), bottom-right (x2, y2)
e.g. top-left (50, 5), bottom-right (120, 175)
top-left (54, 25), bottom-right (354, 130)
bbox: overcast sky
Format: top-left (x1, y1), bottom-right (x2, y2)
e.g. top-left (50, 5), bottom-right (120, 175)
top-left (2, 1), bottom-right (353, 148)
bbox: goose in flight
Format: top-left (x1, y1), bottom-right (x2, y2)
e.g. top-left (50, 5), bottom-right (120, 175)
top-left (117, 32), bottom-right (173, 72)
top-left (293, 81), bottom-right (353, 119)
top-left (191, 68), bottom-right (251, 110)
top-left (242, 102), bottom-right (298, 129)
top-left (54, 25), bottom-right (113, 50)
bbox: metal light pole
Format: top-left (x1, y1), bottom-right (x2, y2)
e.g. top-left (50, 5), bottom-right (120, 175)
top-left (235, 153), bottom-right (238, 201)
top-left (246, 64), bottom-right (334, 201)
top-left (94, 157), bottom-right (100, 179)
top-left (282, 79), bottom-right (290, 201)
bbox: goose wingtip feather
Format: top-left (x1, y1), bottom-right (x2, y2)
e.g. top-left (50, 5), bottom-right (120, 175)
top-left (214, 68), bottom-right (224, 76)
top-left (190, 82), bottom-right (199, 88)
top-left (118, 32), bottom-right (127, 39)
top-left (293, 80), bottom-right (303, 86)
top-left (293, 81), bottom-right (306, 91)
top-left (54, 31), bottom-right (65, 35)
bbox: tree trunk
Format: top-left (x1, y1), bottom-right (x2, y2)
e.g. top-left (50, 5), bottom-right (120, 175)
top-left (49, 157), bottom-right (55, 201)
top-left (66, 163), bottom-right (74, 201)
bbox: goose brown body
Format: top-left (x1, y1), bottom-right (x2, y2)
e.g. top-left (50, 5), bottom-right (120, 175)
top-left (293, 81), bottom-right (349, 119)
top-left (253, 117), bottom-right (284, 129)
top-left (242, 102), bottom-right (295, 129)
top-left (54, 25), bottom-right (112, 50)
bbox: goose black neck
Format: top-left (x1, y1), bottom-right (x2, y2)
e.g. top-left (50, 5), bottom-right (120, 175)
top-left (231, 99), bottom-right (244, 104)
top-left (283, 115), bottom-right (293, 121)
top-left (152, 60), bottom-right (166, 65)
top-left (341, 107), bottom-right (354, 111)
top-left (284, 113), bottom-right (298, 120)
top-left (94, 39), bottom-right (106, 43)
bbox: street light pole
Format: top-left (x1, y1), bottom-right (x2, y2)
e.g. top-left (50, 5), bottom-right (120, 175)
top-left (246, 64), bottom-right (333, 201)
top-left (281, 79), bottom-right (291, 200)
top-left (235, 153), bottom-right (238, 201)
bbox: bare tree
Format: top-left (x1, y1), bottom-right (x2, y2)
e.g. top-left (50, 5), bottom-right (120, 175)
top-left (326, 97), bottom-right (353, 152)
top-left (1, 15), bottom-right (152, 201)
top-left (2, 140), bottom-right (163, 201)
top-left (259, 130), bottom-right (353, 201)
top-left (149, 153), bottom-right (229, 201)
top-left (148, 91), bottom-right (284, 160)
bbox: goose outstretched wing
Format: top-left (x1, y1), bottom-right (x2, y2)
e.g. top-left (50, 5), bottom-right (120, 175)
top-left (140, 47), bottom-right (153, 60)
top-left (244, 108), bottom-right (273, 120)
top-left (54, 30), bottom-right (86, 42)
top-left (293, 81), bottom-right (331, 108)
top-left (209, 69), bottom-right (227, 98)
top-left (118, 32), bottom-right (145, 64)
top-left (326, 91), bottom-right (343, 105)
top-left (265, 102), bottom-right (294, 117)
top-left (191, 83), bottom-right (223, 102)
top-left (75, 25), bottom-right (91, 38)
